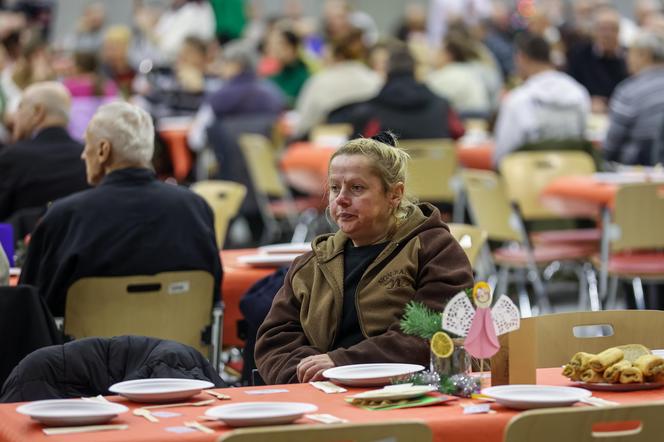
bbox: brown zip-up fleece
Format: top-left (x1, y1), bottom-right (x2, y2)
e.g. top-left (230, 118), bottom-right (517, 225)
top-left (255, 203), bottom-right (474, 384)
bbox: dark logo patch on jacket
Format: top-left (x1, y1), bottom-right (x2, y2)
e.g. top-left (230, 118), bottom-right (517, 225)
top-left (378, 269), bottom-right (409, 289)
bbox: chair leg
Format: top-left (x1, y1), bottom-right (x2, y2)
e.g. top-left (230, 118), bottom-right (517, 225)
top-left (516, 269), bottom-right (533, 318)
top-left (211, 302), bottom-right (224, 373)
top-left (606, 276), bottom-right (619, 309)
top-left (575, 265), bottom-right (589, 311)
top-left (527, 262), bottom-right (551, 314)
top-left (583, 263), bottom-right (601, 311)
top-left (496, 265), bottom-right (509, 298)
top-left (632, 277), bottom-right (646, 310)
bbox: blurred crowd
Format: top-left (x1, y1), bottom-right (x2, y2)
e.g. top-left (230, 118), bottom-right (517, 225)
top-left (0, 0), bottom-right (662, 168)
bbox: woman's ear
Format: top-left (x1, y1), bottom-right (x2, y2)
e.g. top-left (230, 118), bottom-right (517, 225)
top-left (390, 181), bottom-right (405, 206)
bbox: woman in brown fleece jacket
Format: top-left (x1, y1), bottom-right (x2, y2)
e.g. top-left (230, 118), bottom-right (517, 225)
top-left (255, 133), bottom-right (474, 384)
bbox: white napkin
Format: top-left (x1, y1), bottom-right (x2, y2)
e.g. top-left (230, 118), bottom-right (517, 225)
top-left (309, 381), bottom-right (347, 393)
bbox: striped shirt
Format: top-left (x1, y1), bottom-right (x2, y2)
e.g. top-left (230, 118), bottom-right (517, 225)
top-left (604, 66), bottom-right (664, 165)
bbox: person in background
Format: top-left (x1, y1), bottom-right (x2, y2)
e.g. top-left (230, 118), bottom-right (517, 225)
top-left (394, 3), bottom-right (427, 42)
top-left (100, 26), bottom-right (136, 99)
top-left (0, 246), bottom-right (7, 286)
top-left (19, 102), bottom-right (221, 317)
top-left (266, 28), bottom-right (311, 108)
top-left (604, 31), bottom-right (664, 166)
top-left (62, 52), bottom-right (118, 141)
top-left (0, 82), bottom-right (87, 224)
top-left (294, 27), bottom-right (381, 138)
top-left (566, 6), bottom-right (628, 113)
top-left (346, 44), bottom-right (465, 140)
top-left (427, 32), bottom-right (491, 118)
top-left (493, 33), bottom-right (590, 168)
top-left (69, 2), bottom-right (106, 53)
top-left (255, 133), bottom-right (473, 384)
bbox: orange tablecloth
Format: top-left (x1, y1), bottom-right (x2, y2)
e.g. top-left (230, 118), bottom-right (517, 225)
top-left (220, 249), bottom-right (278, 347)
top-left (456, 141), bottom-right (494, 170)
top-left (1, 368), bottom-right (661, 442)
top-left (540, 175), bottom-right (618, 218)
top-left (159, 128), bottom-right (192, 183)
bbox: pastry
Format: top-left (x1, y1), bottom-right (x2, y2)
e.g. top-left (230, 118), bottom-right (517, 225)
top-left (589, 348), bottom-right (624, 372)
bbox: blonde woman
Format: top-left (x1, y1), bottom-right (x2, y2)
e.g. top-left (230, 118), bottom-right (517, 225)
top-left (255, 132), bottom-right (473, 384)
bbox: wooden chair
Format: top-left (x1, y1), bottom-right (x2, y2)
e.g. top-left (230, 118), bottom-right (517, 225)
top-left (462, 170), bottom-right (597, 314)
top-left (217, 421), bottom-right (432, 442)
top-left (494, 310), bottom-right (664, 384)
top-left (191, 180), bottom-right (247, 249)
top-left (65, 271), bottom-right (216, 358)
top-left (310, 123), bottom-right (353, 146)
top-left (400, 139), bottom-right (458, 205)
top-left (448, 223), bottom-right (488, 270)
top-left (505, 402), bottom-right (664, 442)
top-left (602, 183), bottom-right (664, 309)
top-left (239, 134), bottom-right (322, 244)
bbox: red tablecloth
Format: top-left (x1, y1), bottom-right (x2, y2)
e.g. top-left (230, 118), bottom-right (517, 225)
top-left (220, 249), bottom-right (279, 347)
top-left (540, 175), bottom-right (618, 218)
top-left (0, 368), bottom-right (661, 442)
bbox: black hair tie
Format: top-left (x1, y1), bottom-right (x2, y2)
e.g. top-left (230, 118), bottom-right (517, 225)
top-left (371, 130), bottom-right (398, 147)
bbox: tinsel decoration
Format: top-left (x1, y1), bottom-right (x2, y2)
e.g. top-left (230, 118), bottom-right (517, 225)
top-left (399, 371), bottom-right (480, 398)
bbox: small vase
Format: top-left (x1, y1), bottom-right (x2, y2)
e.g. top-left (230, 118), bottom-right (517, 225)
top-left (430, 338), bottom-right (471, 378)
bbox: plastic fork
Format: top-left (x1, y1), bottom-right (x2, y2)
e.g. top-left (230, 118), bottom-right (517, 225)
top-left (132, 408), bottom-right (159, 422)
top-left (184, 421), bottom-right (215, 434)
top-left (142, 399), bottom-right (215, 410)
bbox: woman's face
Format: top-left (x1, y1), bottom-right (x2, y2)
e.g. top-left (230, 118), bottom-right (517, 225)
top-left (328, 154), bottom-right (403, 246)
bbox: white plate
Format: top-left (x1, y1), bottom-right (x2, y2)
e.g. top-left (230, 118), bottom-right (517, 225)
top-left (205, 402), bottom-right (318, 427)
top-left (322, 363), bottom-right (425, 387)
top-left (16, 399), bottom-right (128, 427)
top-left (108, 378), bottom-right (214, 403)
top-left (258, 242), bottom-right (311, 255)
top-left (482, 385), bottom-right (591, 410)
top-left (236, 253), bottom-right (302, 268)
top-left (571, 381), bottom-right (664, 392)
top-left (349, 384), bottom-right (436, 401)
top-left (651, 349), bottom-right (664, 358)
top-left (592, 172), bottom-right (664, 184)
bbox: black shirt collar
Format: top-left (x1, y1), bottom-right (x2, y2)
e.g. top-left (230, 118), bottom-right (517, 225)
top-left (99, 167), bottom-right (156, 187)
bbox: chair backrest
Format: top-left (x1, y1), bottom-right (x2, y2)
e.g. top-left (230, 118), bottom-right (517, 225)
top-left (448, 223), bottom-right (488, 268)
top-left (505, 402), bottom-right (664, 442)
top-left (499, 151), bottom-right (596, 220)
top-left (399, 139), bottom-right (457, 203)
top-left (611, 182), bottom-right (664, 252)
top-left (217, 421), bottom-right (432, 442)
top-left (310, 123), bottom-right (353, 146)
top-left (64, 271), bottom-right (214, 354)
top-left (239, 133), bottom-right (287, 198)
top-left (497, 310), bottom-right (664, 384)
top-left (191, 180), bottom-right (247, 249)
top-left (461, 169), bottom-right (521, 242)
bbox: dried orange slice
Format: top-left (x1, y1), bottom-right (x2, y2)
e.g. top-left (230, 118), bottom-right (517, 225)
top-left (430, 331), bottom-right (454, 358)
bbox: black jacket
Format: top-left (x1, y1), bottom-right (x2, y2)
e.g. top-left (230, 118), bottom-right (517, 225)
top-left (567, 42), bottom-right (628, 99)
top-left (0, 335), bottom-right (225, 402)
top-left (19, 167), bottom-right (222, 316)
top-left (331, 73), bottom-right (457, 139)
top-left (0, 126), bottom-right (88, 222)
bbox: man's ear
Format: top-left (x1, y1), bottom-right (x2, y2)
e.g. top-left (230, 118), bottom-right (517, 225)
top-left (98, 139), bottom-right (112, 163)
top-left (33, 103), bottom-right (46, 123)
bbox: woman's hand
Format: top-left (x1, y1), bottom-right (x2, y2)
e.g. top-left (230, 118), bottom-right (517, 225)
top-left (296, 354), bottom-right (335, 383)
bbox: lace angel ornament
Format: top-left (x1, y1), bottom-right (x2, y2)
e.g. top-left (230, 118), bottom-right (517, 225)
top-left (442, 282), bottom-right (520, 359)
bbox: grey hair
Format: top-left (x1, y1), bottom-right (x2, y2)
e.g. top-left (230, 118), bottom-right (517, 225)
top-left (24, 82), bottom-right (71, 122)
top-left (632, 30), bottom-right (664, 62)
top-left (88, 101), bottom-right (154, 164)
top-left (221, 40), bottom-right (257, 72)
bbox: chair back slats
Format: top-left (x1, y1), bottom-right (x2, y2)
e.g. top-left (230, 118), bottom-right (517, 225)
top-left (505, 402), bottom-right (664, 442)
top-left (217, 421), bottom-right (432, 442)
top-left (239, 134), bottom-right (286, 198)
top-left (461, 169), bottom-right (521, 242)
top-left (191, 180), bottom-right (247, 249)
top-left (65, 271), bottom-right (214, 354)
top-left (612, 183), bottom-right (664, 252)
top-left (499, 151), bottom-right (596, 220)
top-left (401, 139), bottom-right (457, 203)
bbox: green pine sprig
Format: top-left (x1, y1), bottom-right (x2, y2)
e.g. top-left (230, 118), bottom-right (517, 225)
top-left (400, 301), bottom-right (442, 340)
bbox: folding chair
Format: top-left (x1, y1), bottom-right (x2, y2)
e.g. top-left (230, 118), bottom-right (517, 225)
top-left (448, 223), bottom-right (488, 272)
top-left (601, 183), bottom-right (664, 309)
top-left (218, 421), bottom-right (432, 442)
top-left (239, 134), bottom-right (323, 244)
top-left (505, 402), bottom-right (664, 442)
top-left (65, 270), bottom-right (219, 367)
top-left (502, 310), bottom-right (664, 373)
top-left (191, 180), bottom-right (247, 249)
top-left (462, 170), bottom-right (597, 315)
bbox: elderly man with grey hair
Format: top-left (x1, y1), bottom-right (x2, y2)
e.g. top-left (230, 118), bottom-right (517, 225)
top-left (19, 101), bottom-right (222, 317)
top-left (604, 30), bottom-right (664, 165)
top-left (0, 82), bottom-right (88, 225)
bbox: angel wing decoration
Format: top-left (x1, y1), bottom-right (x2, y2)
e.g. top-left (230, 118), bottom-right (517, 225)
top-left (441, 282), bottom-right (520, 359)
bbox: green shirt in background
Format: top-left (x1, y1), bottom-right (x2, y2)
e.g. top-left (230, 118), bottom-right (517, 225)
top-left (210, 0), bottom-right (246, 42)
top-left (269, 59), bottom-right (310, 108)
